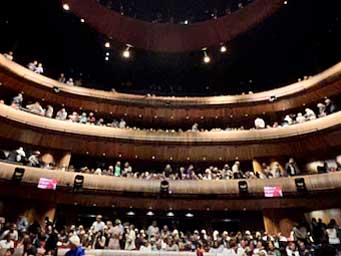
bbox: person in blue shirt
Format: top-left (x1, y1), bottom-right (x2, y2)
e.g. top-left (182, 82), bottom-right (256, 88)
top-left (65, 235), bottom-right (85, 256)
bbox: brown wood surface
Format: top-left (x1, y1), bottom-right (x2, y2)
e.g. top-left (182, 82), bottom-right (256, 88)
top-left (0, 104), bottom-right (341, 161)
top-left (1, 162), bottom-right (341, 210)
top-left (1, 54), bottom-right (341, 127)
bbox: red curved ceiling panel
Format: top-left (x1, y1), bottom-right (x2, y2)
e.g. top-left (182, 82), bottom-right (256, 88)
top-left (62, 0), bottom-right (284, 52)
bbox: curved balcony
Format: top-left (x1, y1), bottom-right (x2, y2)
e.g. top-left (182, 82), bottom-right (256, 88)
top-left (1, 162), bottom-right (341, 211)
top-left (0, 103), bottom-right (341, 161)
top-left (1, 54), bottom-right (341, 126)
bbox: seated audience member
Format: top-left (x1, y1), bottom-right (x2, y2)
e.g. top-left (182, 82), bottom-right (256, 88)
top-left (0, 234), bottom-right (14, 249)
top-left (11, 92), bottom-right (24, 108)
top-left (271, 162), bottom-right (282, 178)
top-left (15, 147), bottom-right (26, 163)
top-left (91, 215), bottom-right (105, 233)
top-left (296, 113), bottom-right (306, 124)
top-left (285, 158), bottom-right (300, 176)
top-left (0, 224), bottom-right (18, 241)
top-left (317, 161), bottom-right (329, 173)
top-left (304, 108), bottom-right (316, 121)
top-left (317, 103), bottom-right (327, 118)
top-left (65, 235), bottom-right (84, 256)
top-left (34, 63), bottom-right (44, 74)
top-left (56, 108), bottom-right (68, 120)
top-left (58, 73), bottom-right (66, 83)
top-left (26, 101), bottom-right (45, 115)
top-left (66, 78), bottom-right (74, 86)
top-left (79, 113), bottom-right (87, 124)
top-left (69, 112), bottom-right (79, 122)
top-left (326, 220), bottom-right (340, 248)
top-left (191, 123), bottom-right (199, 132)
top-left (28, 151), bottom-right (41, 167)
top-left (283, 114), bottom-right (293, 126)
top-left (45, 105), bottom-right (54, 118)
top-left (325, 98), bottom-right (337, 115)
top-left (27, 60), bottom-right (38, 71)
top-left (3, 51), bottom-right (14, 61)
top-left (87, 112), bottom-right (96, 124)
top-left (254, 117), bottom-right (266, 129)
top-left (118, 118), bottom-right (126, 128)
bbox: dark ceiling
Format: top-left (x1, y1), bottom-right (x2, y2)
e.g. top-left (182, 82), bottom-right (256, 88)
top-left (0, 0), bottom-right (340, 96)
top-left (98, 0), bottom-right (254, 23)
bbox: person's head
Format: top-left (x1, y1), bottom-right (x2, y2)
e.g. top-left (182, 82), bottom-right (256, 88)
top-left (60, 73), bottom-right (64, 77)
top-left (325, 98), bottom-right (331, 105)
top-left (38, 63), bottom-right (42, 67)
top-left (289, 158), bottom-right (295, 164)
top-left (152, 220), bottom-right (157, 227)
top-left (5, 234), bottom-right (11, 242)
top-left (96, 215), bottom-right (102, 222)
top-left (4, 248), bottom-right (14, 256)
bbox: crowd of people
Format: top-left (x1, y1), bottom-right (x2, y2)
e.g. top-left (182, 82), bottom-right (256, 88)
top-left (0, 215), bottom-right (340, 255)
top-left (98, 0), bottom-right (251, 24)
top-left (2, 144), bottom-right (340, 181)
top-left (6, 90), bottom-right (338, 134)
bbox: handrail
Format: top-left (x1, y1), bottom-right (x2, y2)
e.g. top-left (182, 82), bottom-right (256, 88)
top-left (0, 104), bottom-right (340, 143)
top-left (1, 161), bottom-right (341, 195)
top-left (1, 54), bottom-right (341, 107)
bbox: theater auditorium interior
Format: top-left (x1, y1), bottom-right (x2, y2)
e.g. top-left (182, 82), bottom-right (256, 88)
top-left (0, 0), bottom-right (341, 255)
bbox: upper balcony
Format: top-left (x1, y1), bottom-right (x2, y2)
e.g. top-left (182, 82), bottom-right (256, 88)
top-left (0, 103), bottom-right (340, 161)
top-left (1, 54), bottom-right (341, 127)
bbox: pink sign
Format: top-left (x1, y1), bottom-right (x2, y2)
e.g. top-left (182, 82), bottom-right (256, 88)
top-left (264, 186), bottom-right (283, 197)
top-left (37, 178), bottom-right (57, 190)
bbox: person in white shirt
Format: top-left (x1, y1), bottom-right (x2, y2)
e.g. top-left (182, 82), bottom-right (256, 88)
top-left (147, 221), bottom-right (159, 239)
top-left (3, 51), bottom-right (14, 61)
top-left (304, 108), bottom-right (316, 121)
top-left (283, 114), bottom-right (293, 126)
top-left (15, 147), bottom-right (26, 162)
top-left (91, 215), bottom-right (105, 233)
top-left (317, 103), bottom-right (327, 118)
top-left (11, 93), bottom-right (23, 108)
top-left (119, 119), bottom-right (126, 128)
top-left (26, 102), bottom-right (45, 115)
top-left (66, 78), bottom-right (74, 86)
top-left (254, 117), bottom-right (266, 129)
top-left (34, 63), bottom-right (44, 74)
top-left (28, 60), bottom-right (38, 71)
top-left (295, 113), bottom-right (306, 123)
top-left (286, 242), bottom-right (300, 256)
top-left (56, 108), bottom-right (68, 120)
top-left (0, 235), bottom-right (14, 249)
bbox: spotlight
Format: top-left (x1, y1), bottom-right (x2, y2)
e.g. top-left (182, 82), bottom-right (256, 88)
top-left (104, 42), bottom-right (111, 48)
top-left (122, 50), bottom-right (130, 58)
top-left (284, 1), bottom-right (288, 4)
top-left (12, 167), bottom-right (25, 182)
top-left (105, 52), bottom-right (110, 56)
top-left (127, 211), bottom-right (135, 216)
top-left (202, 48), bottom-right (211, 64)
top-left (62, 3), bottom-right (70, 11)
top-left (73, 175), bottom-right (84, 192)
top-left (122, 44), bottom-right (133, 59)
top-left (167, 212), bottom-right (175, 217)
top-left (295, 178), bottom-right (307, 192)
top-left (146, 211), bottom-right (154, 216)
top-left (80, 18), bottom-right (85, 23)
top-left (105, 56), bottom-right (109, 61)
top-left (238, 181), bottom-right (248, 194)
top-left (185, 213), bottom-right (194, 218)
top-left (220, 45), bottom-right (227, 53)
top-left (203, 56), bottom-right (211, 63)
top-left (160, 180), bottom-right (169, 194)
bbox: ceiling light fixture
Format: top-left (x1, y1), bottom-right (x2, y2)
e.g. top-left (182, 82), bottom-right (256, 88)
top-left (202, 48), bottom-right (211, 64)
top-left (122, 44), bottom-right (133, 59)
top-left (62, 3), bottom-right (70, 11)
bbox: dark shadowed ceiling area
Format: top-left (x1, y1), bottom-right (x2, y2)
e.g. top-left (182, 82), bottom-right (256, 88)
top-left (0, 0), bottom-right (340, 96)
